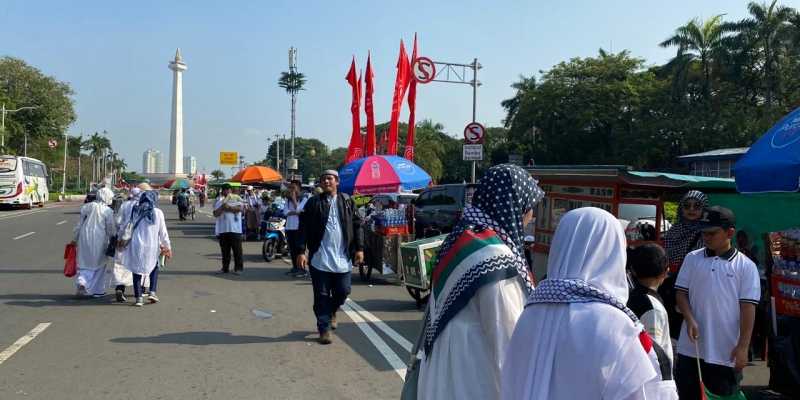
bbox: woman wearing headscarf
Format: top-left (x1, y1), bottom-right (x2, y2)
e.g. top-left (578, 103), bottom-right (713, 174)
top-left (117, 190), bottom-right (172, 307)
top-left (501, 207), bottom-right (678, 400)
top-left (416, 164), bottom-right (544, 400)
top-left (661, 190), bottom-right (708, 339)
top-left (110, 186), bottom-right (144, 303)
top-left (71, 187), bottom-right (116, 298)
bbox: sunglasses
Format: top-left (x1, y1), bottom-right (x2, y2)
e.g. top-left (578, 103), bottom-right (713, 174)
top-left (683, 202), bottom-right (702, 210)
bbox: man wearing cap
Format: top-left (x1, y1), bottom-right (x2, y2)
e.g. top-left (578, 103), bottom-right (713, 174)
top-left (213, 183), bottom-right (244, 275)
top-left (297, 170), bottom-right (364, 344)
top-left (674, 206), bottom-right (760, 399)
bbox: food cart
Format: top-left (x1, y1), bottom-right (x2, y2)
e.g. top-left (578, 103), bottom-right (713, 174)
top-left (526, 165), bottom-right (738, 280)
top-left (399, 234), bottom-right (447, 307)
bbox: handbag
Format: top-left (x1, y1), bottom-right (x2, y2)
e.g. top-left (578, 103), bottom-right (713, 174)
top-left (63, 243), bottom-right (77, 277)
top-left (400, 304), bottom-right (430, 400)
top-left (106, 236), bottom-right (117, 257)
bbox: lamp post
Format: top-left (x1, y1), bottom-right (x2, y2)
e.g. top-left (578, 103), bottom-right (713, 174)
top-left (1, 104), bottom-right (39, 153)
top-left (61, 132), bottom-right (69, 198)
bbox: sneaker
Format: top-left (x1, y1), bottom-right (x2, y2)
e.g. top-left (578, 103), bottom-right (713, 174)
top-left (294, 271), bottom-right (309, 279)
top-left (318, 331), bottom-right (332, 345)
top-left (133, 297), bottom-right (144, 307)
top-left (285, 268), bottom-right (300, 275)
top-left (76, 286), bottom-right (87, 298)
top-left (232, 270), bottom-right (242, 276)
top-left (331, 313), bottom-right (338, 330)
top-left (148, 293), bottom-right (160, 304)
top-left (91, 293), bottom-right (106, 299)
top-left (215, 269), bottom-right (230, 275)
top-left (115, 290), bottom-right (127, 303)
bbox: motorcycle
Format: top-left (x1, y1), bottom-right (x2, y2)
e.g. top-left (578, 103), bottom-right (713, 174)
top-left (261, 216), bottom-right (287, 262)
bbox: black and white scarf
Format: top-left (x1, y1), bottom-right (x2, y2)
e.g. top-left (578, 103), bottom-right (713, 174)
top-left (664, 190), bottom-right (708, 267)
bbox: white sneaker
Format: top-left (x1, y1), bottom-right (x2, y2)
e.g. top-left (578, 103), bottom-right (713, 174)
top-left (148, 293), bottom-right (160, 304)
top-left (133, 297), bottom-right (143, 307)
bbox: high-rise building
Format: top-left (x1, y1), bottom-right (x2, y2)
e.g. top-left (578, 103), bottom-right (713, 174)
top-left (183, 155), bottom-right (197, 175)
top-left (142, 149), bottom-right (164, 174)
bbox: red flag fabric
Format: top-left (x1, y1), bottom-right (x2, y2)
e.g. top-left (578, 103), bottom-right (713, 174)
top-left (404, 34), bottom-right (418, 160)
top-left (387, 40), bottom-right (411, 155)
top-left (364, 52), bottom-right (377, 156)
top-left (345, 57), bottom-right (363, 163)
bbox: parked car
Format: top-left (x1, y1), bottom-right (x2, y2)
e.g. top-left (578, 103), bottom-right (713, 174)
top-left (413, 184), bottom-right (478, 238)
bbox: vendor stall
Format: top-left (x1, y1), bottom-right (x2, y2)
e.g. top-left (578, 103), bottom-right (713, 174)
top-left (733, 106), bottom-right (800, 397)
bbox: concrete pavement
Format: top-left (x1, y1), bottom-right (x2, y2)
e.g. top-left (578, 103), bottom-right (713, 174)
top-left (0, 201), bottom-right (789, 399)
top-left (0, 202), bottom-right (418, 400)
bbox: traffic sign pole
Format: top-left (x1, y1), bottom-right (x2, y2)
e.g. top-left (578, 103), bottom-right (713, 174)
top-left (471, 58), bottom-right (478, 183)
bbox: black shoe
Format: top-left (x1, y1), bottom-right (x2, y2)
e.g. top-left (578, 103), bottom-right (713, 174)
top-left (215, 269), bottom-right (229, 274)
top-left (115, 289), bottom-right (127, 303)
top-left (318, 331), bottom-right (332, 345)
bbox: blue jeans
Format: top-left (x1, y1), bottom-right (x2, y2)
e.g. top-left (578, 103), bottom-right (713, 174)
top-left (309, 266), bottom-right (351, 333)
top-left (133, 266), bottom-right (159, 298)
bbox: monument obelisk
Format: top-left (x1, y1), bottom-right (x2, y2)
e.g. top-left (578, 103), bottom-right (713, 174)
top-left (168, 48), bottom-right (187, 176)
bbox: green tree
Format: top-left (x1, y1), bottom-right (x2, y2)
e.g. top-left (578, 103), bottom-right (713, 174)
top-left (0, 57), bottom-right (76, 154)
top-left (209, 170), bottom-right (225, 180)
top-left (659, 15), bottom-right (730, 100)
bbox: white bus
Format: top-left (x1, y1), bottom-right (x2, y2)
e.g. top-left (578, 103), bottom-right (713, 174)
top-left (0, 155), bottom-right (50, 208)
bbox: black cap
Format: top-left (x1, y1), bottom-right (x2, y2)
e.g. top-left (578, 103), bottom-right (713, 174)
top-left (699, 206), bottom-right (736, 230)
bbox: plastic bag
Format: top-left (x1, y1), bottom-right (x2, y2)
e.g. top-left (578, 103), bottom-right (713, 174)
top-left (64, 243), bottom-right (77, 277)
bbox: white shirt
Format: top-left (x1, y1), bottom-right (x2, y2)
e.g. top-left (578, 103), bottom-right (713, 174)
top-left (675, 248), bottom-right (761, 367)
top-left (640, 293), bottom-right (674, 367)
top-left (282, 196), bottom-right (307, 231)
top-left (310, 195), bottom-right (351, 273)
top-left (214, 198), bottom-right (242, 235)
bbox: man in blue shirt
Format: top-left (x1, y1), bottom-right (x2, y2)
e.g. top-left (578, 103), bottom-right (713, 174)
top-left (297, 170), bottom-right (364, 344)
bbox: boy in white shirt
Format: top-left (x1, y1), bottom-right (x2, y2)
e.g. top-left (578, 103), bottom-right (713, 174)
top-left (674, 206), bottom-right (760, 399)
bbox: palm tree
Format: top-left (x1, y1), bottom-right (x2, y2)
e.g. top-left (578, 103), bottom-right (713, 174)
top-left (278, 60), bottom-right (307, 171)
top-left (210, 169), bottom-right (225, 180)
top-left (724, 0), bottom-right (796, 107)
top-left (501, 75), bottom-right (537, 128)
top-left (660, 15), bottom-right (730, 100)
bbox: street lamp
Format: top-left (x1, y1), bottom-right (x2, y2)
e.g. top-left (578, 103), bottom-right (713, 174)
top-left (61, 132), bottom-right (69, 198)
top-left (1, 104), bottom-right (39, 153)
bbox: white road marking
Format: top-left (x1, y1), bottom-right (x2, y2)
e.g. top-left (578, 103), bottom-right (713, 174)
top-left (0, 322), bottom-right (52, 365)
top-left (56, 220), bottom-right (67, 225)
top-left (13, 232), bottom-right (35, 240)
top-left (341, 302), bottom-right (407, 380)
top-left (0, 209), bottom-right (46, 221)
top-left (346, 298), bottom-right (413, 352)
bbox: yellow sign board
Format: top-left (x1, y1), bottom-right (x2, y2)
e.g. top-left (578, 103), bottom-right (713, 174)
top-left (219, 151), bottom-right (238, 166)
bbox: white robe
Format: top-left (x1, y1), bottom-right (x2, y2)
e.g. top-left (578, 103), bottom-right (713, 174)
top-left (116, 208), bottom-right (170, 275)
top-left (73, 202), bottom-right (115, 295)
top-left (501, 207), bottom-right (677, 400)
top-left (111, 199), bottom-right (138, 286)
top-left (418, 277), bottom-right (526, 400)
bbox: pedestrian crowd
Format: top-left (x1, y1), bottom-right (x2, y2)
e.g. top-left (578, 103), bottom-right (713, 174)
top-left (67, 165), bottom-right (761, 399)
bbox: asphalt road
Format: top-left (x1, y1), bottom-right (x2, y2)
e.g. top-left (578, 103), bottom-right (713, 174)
top-left (0, 202), bottom-right (421, 400)
top-left (0, 202), bottom-right (789, 399)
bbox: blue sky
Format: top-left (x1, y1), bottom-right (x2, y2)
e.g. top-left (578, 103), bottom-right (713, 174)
top-left (0, 0), bottom-right (786, 173)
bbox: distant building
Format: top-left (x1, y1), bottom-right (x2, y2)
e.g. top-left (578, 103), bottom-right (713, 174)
top-left (677, 147), bottom-right (749, 178)
top-left (142, 149), bottom-right (165, 174)
top-left (183, 155), bottom-right (197, 175)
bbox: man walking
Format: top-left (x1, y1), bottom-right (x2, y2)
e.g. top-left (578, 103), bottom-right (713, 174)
top-left (297, 170), bottom-right (364, 344)
top-left (213, 183), bottom-right (244, 275)
top-left (674, 206), bottom-right (760, 399)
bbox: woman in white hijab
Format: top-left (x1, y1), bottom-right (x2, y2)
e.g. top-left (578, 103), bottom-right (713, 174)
top-left (71, 187), bottom-right (116, 297)
top-left (501, 207), bottom-right (677, 400)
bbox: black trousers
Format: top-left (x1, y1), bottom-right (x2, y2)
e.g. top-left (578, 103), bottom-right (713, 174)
top-left (675, 354), bottom-right (742, 399)
top-left (218, 232), bottom-right (243, 271)
top-left (286, 230), bottom-right (302, 270)
top-left (309, 266), bottom-right (351, 333)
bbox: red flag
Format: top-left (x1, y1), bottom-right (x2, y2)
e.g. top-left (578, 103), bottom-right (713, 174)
top-left (404, 34), bottom-right (418, 161)
top-left (345, 57), bottom-right (363, 163)
top-left (387, 40), bottom-right (411, 155)
top-left (364, 52), bottom-right (377, 156)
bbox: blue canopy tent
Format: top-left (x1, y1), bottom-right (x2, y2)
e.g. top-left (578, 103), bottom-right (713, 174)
top-left (734, 107), bottom-right (800, 193)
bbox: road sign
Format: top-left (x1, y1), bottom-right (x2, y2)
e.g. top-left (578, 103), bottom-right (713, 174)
top-left (219, 151), bottom-right (239, 166)
top-left (463, 144), bottom-right (483, 161)
top-left (463, 122), bottom-right (485, 144)
top-left (48, 139), bottom-right (57, 149)
top-left (411, 57), bottom-right (436, 84)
